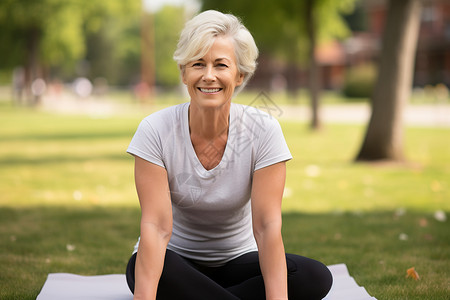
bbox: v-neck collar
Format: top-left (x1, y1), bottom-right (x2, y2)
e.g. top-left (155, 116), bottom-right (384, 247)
top-left (182, 102), bottom-right (234, 176)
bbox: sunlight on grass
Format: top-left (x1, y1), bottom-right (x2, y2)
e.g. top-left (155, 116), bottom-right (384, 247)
top-left (0, 104), bottom-right (138, 207)
top-left (280, 121), bottom-right (450, 213)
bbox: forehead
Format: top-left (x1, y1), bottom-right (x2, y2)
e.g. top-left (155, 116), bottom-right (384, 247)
top-left (201, 36), bottom-right (236, 61)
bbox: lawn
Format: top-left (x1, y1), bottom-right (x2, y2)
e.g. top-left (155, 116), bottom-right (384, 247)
top-left (0, 98), bottom-right (449, 300)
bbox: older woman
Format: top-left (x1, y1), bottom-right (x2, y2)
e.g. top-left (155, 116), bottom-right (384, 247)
top-left (126, 10), bottom-right (332, 300)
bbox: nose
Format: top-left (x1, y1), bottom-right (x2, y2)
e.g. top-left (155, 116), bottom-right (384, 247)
top-left (202, 65), bottom-right (216, 82)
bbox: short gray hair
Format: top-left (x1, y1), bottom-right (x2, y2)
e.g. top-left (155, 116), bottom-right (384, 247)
top-left (173, 10), bottom-right (259, 93)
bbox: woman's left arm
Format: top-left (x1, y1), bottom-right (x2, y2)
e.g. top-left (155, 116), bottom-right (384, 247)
top-left (251, 161), bottom-right (288, 300)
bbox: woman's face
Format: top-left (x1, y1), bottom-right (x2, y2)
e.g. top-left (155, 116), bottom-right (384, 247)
top-left (182, 36), bottom-right (244, 110)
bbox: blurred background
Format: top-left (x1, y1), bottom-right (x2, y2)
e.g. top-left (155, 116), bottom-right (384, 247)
top-left (1, 1), bottom-right (449, 299)
top-left (0, 0), bottom-right (448, 110)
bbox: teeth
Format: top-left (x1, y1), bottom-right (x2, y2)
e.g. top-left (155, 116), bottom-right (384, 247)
top-left (200, 88), bottom-right (220, 93)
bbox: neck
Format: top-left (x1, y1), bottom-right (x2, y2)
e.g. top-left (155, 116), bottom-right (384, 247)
top-left (189, 102), bottom-right (230, 140)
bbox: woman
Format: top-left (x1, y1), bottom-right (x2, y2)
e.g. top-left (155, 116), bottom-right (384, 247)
top-left (126, 10), bottom-right (332, 300)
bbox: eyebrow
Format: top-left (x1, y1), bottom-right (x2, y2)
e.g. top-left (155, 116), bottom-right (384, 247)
top-left (196, 58), bottom-right (232, 63)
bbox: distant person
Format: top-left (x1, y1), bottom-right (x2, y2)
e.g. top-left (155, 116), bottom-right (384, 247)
top-left (12, 67), bottom-right (25, 104)
top-left (125, 10), bottom-right (332, 300)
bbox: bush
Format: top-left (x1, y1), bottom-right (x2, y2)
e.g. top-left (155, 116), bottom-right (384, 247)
top-left (342, 64), bottom-right (377, 99)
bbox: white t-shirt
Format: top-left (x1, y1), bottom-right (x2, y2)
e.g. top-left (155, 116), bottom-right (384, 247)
top-left (127, 102), bottom-right (292, 266)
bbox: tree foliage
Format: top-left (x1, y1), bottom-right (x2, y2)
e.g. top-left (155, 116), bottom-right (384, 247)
top-left (0, 0), bottom-right (79, 71)
top-left (82, 2), bottom-right (141, 85)
top-left (201, 0), bottom-right (357, 64)
top-left (0, 0), bottom-right (140, 85)
top-left (153, 6), bottom-right (186, 87)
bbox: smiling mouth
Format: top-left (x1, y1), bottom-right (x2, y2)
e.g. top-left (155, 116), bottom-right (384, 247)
top-left (198, 88), bottom-right (222, 93)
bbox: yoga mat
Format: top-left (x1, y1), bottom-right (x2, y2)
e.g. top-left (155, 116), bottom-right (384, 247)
top-left (37, 264), bottom-right (376, 300)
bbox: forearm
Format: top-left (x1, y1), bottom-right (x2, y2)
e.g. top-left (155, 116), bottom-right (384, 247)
top-left (134, 222), bottom-right (171, 300)
top-left (255, 222), bottom-right (288, 300)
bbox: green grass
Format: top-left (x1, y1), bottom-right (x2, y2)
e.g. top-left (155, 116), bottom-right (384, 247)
top-left (281, 122), bottom-right (449, 213)
top-left (0, 99), bottom-right (449, 299)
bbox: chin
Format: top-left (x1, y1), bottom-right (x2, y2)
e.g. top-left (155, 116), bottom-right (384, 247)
top-left (198, 100), bottom-right (230, 110)
top-left (191, 94), bottom-right (231, 108)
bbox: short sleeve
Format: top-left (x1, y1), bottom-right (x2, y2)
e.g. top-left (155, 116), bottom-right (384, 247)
top-left (254, 117), bottom-right (292, 171)
top-left (127, 118), bottom-right (165, 168)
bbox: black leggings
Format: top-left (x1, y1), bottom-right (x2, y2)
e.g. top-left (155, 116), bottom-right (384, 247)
top-left (126, 250), bottom-right (332, 300)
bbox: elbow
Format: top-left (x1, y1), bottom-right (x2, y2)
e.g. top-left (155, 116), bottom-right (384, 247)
top-left (140, 220), bottom-right (172, 242)
top-left (158, 226), bottom-right (172, 242)
top-left (253, 218), bottom-right (283, 242)
top-left (159, 220), bottom-right (173, 240)
top-left (157, 222), bottom-right (172, 242)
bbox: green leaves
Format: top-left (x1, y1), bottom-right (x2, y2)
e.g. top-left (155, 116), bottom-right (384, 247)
top-left (202, 0), bottom-right (359, 63)
top-left (0, 0), bottom-right (141, 84)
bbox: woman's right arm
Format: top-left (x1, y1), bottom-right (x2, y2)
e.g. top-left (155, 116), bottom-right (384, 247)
top-left (133, 156), bottom-right (173, 300)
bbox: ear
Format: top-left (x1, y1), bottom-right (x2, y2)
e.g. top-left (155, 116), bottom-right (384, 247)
top-left (179, 65), bottom-right (187, 85)
top-left (236, 73), bottom-right (245, 87)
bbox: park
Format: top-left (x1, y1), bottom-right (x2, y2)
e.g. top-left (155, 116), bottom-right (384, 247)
top-left (0, 0), bottom-right (449, 299)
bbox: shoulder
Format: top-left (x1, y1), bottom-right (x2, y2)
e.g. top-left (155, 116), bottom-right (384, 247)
top-left (139, 102), bottom-right (187, 130)
top-left (133, 103), bottom-right (187, 141)
top-left (143, 102), bottom-right (187, 123)
top-left (128, 103), bottom-right (188, 163)
top-left (232, 102), bottom-right (282, 132)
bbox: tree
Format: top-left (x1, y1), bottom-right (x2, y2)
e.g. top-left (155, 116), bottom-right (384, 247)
top-left (0, 0), bottom-right (141, 103)
top-left (355, 0), bottom-right (422, 162)
top-left (83, 2), bottom-right (141, 86)
top-left (0, 0), bottom-right (85, 103)
top-left (153, 5), bottom-right (186, 88)
top-left (305, 0), bottom-right (321, 129)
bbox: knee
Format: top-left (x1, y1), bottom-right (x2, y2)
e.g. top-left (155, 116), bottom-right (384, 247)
top-left (125, 253), bottom-right (137, 294)
top-left (309, 260), bottom-right (333, 298)
top-left (287, 255), bottom-right (333, 299)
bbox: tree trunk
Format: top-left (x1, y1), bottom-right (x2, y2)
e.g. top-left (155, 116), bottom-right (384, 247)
top-left (355, 0), bottom-right (422, 161)
top-left (24, 27), bottom-right (42, 105)
top-left (305, 0), bottom-right (321, 130)
top-left (139, 12), bottom-right (155, 101)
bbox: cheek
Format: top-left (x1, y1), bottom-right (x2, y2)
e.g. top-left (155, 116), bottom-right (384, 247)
top-left (185, 71), bottom-right (203, 85)
top-left (230, 68), bottom-right (243, 86)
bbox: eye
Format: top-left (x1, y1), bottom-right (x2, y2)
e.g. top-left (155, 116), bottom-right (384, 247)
top-left (192, 62), bottom-right (204, 67)
top-left (216, 63), bottom-right (228, 68)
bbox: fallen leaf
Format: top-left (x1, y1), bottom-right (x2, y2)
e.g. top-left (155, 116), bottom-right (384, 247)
top-left (406, 267), bottom-right (420, 280)
top-left (423, 234), bottom-right (433, 241)
top-left (419, 218), bottom-right (428, 227)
